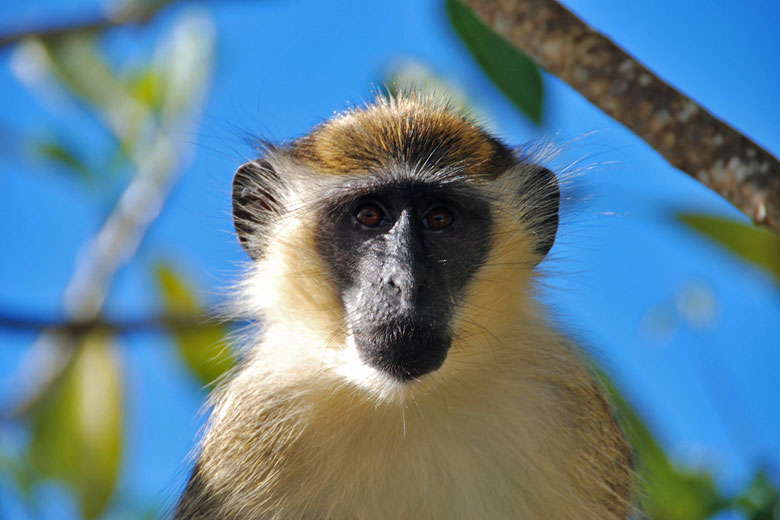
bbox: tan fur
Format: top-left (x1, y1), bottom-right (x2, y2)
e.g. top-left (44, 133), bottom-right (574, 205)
top-left (176, 96), bottom-right (633, 519)
top-left (291, 96), bottom-right (515, 178)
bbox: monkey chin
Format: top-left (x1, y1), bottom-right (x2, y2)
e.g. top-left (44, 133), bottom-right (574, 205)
top-left (353, 320), bottom-right (450, 378)
top-left (335, 332), bottom-right (448, 402)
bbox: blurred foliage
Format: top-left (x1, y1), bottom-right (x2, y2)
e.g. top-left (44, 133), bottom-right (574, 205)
top-left (156, 263), bottom-right (235, 385)
top-left (604, 369), bottom-right (780, 519)
top-left (26, 334), bottom-right (123, 519)
top-left (679, 213), bottom-right (780, 285)
top-left (602, 372), bottom-right (725, 519)
top-left (31, 139), bottom-right (94, 182)
top-left (386, 60), bottom-right (474, 116)
top-left (2, 2), bottom-right (217, 518)
top-left (736, 471), bottom-right (780, 519)
top-left (446, 0), bottom-right (544, 124)
top-left (0, 1), bottom-right (778, 519)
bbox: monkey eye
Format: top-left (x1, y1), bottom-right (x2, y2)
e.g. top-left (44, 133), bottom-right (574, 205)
top-left (422, 206), bottom-right (455, 230)
top-left (354, 202), bottom-right (388, 228)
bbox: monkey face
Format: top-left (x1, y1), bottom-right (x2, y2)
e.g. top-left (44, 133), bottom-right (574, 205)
top-left (315, 179), bottom-right (493, 381)
top-left (231, 97), bottom-right (560, 384)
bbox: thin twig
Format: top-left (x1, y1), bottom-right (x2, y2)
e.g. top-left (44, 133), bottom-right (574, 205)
top-left (1, 16), bottom-right (126, 49)
top-left (0, 310), bottom-right (236, 336)
top-left (463, 0), bottom-right (780, 234)
top-left (0, 1), bottom-right (175, 49)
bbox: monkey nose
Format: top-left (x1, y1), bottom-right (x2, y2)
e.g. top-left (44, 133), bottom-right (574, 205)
top-left (385, 271), bottom-right (426, 300)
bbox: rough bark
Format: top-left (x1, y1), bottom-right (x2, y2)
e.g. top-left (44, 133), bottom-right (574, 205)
top-left (463, 0), bottom-right (780, 235)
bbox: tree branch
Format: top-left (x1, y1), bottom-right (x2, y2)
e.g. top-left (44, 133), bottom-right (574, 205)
top-left (462, 0), bottom-right (780, 234)
top-left (0, 310), bottom-right (237, 336)
top-left (0, 16), bottom-right (125, 49)
top-left (0, 1), bottom-right (176, 49)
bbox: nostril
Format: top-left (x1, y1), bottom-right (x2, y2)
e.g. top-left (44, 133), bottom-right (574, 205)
top-left (384, 271), bottom-right (425, 297)
top-left (387, 275), bottom-right (402, 294)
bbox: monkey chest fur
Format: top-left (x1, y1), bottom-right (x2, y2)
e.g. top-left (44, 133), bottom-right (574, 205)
top-left (193, 364), bottom-right (630, 520)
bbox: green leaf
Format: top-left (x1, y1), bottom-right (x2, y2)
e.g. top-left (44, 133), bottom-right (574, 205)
top-left (27, 333), bottom-right (123, 519)
top-left (732, 469), bottom-right (780, 519)
top-left (446, 0), bottom-right (544, 124)
top-left (30, 139), bottom-right (93, 182)
top-left (39, 34), bottom-right (148, 150)
top-left (155, 263), bottom-right (234, 385)
top-left (678, 213), bottom-right (780, 284)
top-left (129, 69), bottom-right (165, 113)
top-left (598, 371), bottom-right (726, 519)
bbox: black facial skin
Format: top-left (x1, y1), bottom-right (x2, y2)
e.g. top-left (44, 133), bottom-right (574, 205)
top-left (233, 159), bottom-right (558, 380)
top-left (316, 180), bottom-right (493, 381)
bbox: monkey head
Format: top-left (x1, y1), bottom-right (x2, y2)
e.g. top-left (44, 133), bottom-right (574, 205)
top-left (231, 95), bottom-right (559, 385)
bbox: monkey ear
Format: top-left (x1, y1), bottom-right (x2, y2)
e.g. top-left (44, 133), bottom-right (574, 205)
top-left (524, 165), bottom-right (560, 259)
top-left (232, 160), bottom-right (282, 260)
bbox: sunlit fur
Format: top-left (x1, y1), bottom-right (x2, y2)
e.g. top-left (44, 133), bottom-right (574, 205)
top-left (175, 95), bottom-right (633, 519)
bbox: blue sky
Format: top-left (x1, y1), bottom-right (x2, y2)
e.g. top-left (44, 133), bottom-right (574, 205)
top-left (1, 0), bottom-right (779, 517)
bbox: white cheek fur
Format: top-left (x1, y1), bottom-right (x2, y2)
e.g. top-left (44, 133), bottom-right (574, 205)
top-left (331, 331), bottom-right (411, 402)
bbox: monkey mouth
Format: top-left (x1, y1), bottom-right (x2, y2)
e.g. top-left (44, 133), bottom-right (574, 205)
top-left (351, 321), bottom-right (451, 381)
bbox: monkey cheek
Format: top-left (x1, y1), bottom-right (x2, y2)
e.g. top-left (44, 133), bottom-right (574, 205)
top-left (351, 322), bottom-right (451, 381)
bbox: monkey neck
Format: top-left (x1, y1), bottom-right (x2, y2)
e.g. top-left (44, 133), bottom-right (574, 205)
top-left (193, 312), bottom-right (630, 519)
